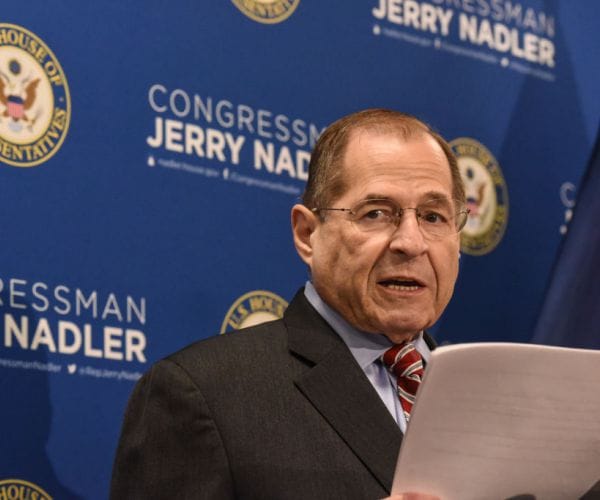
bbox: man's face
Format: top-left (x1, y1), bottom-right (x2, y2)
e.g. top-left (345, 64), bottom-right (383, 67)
top-left (296, 129), bottom-right (460, 343)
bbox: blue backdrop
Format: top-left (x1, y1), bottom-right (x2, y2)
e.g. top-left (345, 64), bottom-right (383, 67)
top-left (1, 2), bottom-right (599, 498)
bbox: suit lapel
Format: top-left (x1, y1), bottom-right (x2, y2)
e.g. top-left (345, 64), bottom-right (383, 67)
top-left (423, 331), bottom-right (437, 351)
top-left (284, 291), bottom-right (403, 493)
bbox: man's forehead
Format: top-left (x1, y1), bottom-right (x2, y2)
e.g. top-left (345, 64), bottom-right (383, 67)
top-left (346, 123), bottom-right (426, 144)
top-left (342, 128), bottom-right (448, 172)
top-left (334, 128), bottom-right (453, 200)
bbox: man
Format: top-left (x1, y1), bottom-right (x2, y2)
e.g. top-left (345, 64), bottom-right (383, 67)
top-left (110, 109), bottom-right (467, 499)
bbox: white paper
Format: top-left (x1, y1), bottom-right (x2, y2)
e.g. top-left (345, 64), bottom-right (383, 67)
top-left (392, 343), bottom-right (600, 500)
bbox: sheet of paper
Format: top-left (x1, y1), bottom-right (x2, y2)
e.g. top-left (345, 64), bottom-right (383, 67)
top-left (392, 343), bottom-right (600, 500)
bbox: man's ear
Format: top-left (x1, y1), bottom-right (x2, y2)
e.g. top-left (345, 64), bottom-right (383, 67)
top-left (291, 204), bottom-right (318, 267)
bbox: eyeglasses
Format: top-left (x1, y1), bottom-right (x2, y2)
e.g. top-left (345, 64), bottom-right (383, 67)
top-left (312, 198), bottom-right (469, 240)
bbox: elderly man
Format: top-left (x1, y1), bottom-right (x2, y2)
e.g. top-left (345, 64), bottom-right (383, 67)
top-left (110, 109), bottom-right (467, 499)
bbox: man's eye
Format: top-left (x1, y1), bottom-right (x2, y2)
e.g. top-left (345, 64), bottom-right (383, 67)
top-left (421, 211), bottom-right (448, 224)
top-left (364, 209), bottom-right (386, 219)
top-left (360, 207), bottom-right (394, 221)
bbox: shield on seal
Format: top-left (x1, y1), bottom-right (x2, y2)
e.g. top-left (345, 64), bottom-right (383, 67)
top-left (7, 95), bottom-right (25, 120)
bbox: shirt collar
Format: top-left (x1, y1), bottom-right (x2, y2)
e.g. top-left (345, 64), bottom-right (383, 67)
top-left (303, 281), bottom-right (431, 368)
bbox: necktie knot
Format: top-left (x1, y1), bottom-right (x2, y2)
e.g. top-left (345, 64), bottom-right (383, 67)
top-left (381, 342), bottom-right (424, 421)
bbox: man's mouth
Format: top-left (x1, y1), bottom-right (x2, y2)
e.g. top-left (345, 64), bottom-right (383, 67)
top-left (378, 278), bottom-right (424, 291)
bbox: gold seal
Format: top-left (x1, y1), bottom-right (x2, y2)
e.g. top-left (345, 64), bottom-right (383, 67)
top-left (451, 137), bottom-right (509, 256)
top-left (221, 290), bottom-right (288, 333)
top-left (231, 0), bottom-right (300, 24)
top-left (0, 479), bottom-right (52, 500)
top-left (0, 24), bottom-right (71, 167)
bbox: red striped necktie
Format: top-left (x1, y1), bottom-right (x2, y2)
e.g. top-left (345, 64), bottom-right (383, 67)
top-left (381, 342), bottom-right (424, 421)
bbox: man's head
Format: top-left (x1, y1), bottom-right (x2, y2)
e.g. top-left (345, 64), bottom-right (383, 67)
top-left (302, 109), bottom-right (465, 209)
top-left (292, 108), bottom-right (466, 343)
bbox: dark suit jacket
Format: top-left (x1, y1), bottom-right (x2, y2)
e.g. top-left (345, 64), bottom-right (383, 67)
top-left (111, 290), bottom-right (436, 499)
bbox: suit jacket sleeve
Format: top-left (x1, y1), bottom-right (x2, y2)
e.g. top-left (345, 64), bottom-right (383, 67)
top-left (110, 359), bottom-right (235, 499)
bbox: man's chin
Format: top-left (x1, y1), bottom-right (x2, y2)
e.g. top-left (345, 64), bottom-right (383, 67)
top-left (377, 317), bottom-right (431, 342)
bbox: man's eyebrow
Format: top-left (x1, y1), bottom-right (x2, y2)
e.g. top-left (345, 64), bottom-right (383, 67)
top-left (421, 191), bottom-right (452, 202)
top-left (362, 193), bottom-right (393, 201)
top-left (361, 192), bottom-right (453, 204)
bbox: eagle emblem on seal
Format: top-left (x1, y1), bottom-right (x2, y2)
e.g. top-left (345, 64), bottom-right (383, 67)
top-left (0, 59), bottom-right (41, 133)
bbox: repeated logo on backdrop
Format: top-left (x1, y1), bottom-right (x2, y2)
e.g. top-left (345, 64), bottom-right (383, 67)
top-left (0, 276), bottom-right (147, 382)
top-left (451, 137), bottom-right (509, 255)
top-left (146, 84), bottom-right (325, 196)
top-left (558, 181), bottom-right (576, 235)
top-left (0, 479), bottom-right (51, 500)
top-left (371, 0), bottom-right (557, 82)
top-left (0, 23), bottom-right (70, 167)
top-left (221, 290), bottom-right (288, 333)
top-left (231, 0), bottom-right (301, 24)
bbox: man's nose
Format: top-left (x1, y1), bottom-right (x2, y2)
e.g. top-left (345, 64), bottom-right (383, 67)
top-left (387, 211), bottom-right (428, 257)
